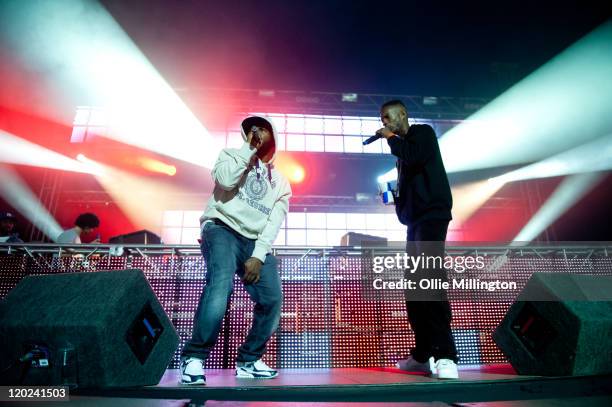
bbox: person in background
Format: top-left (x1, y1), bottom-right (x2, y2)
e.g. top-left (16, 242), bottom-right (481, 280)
top-left (0, 211), bottom-right (24, 243)
top-left (56, 213), bottom-right (100, 244)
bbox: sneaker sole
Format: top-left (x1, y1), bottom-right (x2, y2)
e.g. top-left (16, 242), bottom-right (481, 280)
top-left (436, 372), bottom-right (459, 380)
top-left (180, 375), bottom-right (206, 385)
top-left (394, 362), bottom-right (432, 374)
top-left (235, 369), bottom-right (278, 379)
top-left (395, 357), bottom-right (436, 375)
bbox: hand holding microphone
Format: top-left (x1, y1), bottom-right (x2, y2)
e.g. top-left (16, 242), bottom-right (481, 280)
top-left (363, 125), bottom-right (396, 145)
top-left (248, 125), bottom-right (263, 149)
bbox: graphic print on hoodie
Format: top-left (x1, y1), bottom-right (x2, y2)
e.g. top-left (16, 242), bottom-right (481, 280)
top-left (201, 116), bottom-right (292, 262)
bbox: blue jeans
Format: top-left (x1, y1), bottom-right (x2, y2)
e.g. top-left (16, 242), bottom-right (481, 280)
top-left (181, 221), bottom-right (283, 363)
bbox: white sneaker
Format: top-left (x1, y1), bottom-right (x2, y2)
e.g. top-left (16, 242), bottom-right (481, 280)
top-left (236, 359), bottom-right (278, 379)
top-left (434, 358), bottom-right (459, 379)
top-left (180, 357), bottom-right (206, 385)
top-left (395, 356), bottom-right (435, 375)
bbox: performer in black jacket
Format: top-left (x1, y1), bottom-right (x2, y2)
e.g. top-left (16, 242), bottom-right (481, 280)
top-left (377, 100), bottom-right (458, 379)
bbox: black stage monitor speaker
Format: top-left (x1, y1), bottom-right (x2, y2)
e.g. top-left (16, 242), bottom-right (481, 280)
top-left (109, 230), bottom-right (161, 244)
top-left (0, 269), bottom-right (179, 388)
top-left (493, 273), bottom-right (612, 376)
top-left (340, 232), bottom-right (387, 247)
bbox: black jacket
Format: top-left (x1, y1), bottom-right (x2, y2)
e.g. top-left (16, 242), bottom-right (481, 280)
top-left (387, 124), bottom-right (452, 227)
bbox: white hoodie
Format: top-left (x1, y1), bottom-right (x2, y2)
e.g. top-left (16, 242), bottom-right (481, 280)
top-left (200, 116), bottom-right (292, 262)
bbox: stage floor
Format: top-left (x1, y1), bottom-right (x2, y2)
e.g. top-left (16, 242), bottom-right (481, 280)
top-left (65, 365), bottom-right (612, 406)
top-left (158, 364), bottom-right (525, 388)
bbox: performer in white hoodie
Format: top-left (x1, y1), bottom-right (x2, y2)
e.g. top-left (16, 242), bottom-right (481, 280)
top-left (180, 116), bottom-right (291, 385)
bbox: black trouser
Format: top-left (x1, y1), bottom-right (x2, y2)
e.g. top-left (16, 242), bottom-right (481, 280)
top-left (405, 219), bottom-right (458, 363)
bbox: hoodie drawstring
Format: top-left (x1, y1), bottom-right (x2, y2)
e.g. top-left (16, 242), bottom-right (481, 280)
top-left (255, 160), bottom-right (273, 184)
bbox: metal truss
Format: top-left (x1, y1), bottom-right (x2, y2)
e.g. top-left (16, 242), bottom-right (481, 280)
top-left (177, 87), bottom-right (491, 120)
top-left (2, 243), bottom-right (610, 258)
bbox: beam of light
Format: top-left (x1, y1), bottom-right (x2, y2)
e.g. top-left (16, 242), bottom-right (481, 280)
top-left (513, 172), bottom-right (605, 242)
top-left (451, 180), bottom-right (505, 226)
top-left (439, 21), bottom-right (612, 173)
top-left (77, 155), bottom-right (190, 233)
top-left (0, 0), bottom-right (219, 168)
top-left (137, 157), bottom-right (177, 176)
top-left (461, 131), bottom-right (612, 231)
top-left (0, 130), bottom-right (96, 173)
top-left (489, 133), bottom-right (612, 185)
top-left (377, 168), bottom-right (397, 184)
top-left (0, 164), bottom-right (63, 241)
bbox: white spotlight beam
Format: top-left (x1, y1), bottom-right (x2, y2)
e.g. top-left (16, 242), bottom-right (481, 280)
top-left (377, 169), bottom-right (398, 184)
top-left (440, 22), bottom-right (612, 173)
top-left (491, 133), bottom-right (612, 185)
top-left (0, 130), bottom-right (95, 173)
top-left (1, 0), bottom-right (219, 168)
top-left (0, 164), bottom-right (63, 241)
top-left (513, 172), bottom-right (605, 242)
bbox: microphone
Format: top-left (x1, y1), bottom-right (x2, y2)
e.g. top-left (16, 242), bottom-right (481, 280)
top-left (250, 125), bottom-right (261, 144)
top-left (363, 132), bottom-right (383, 145)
